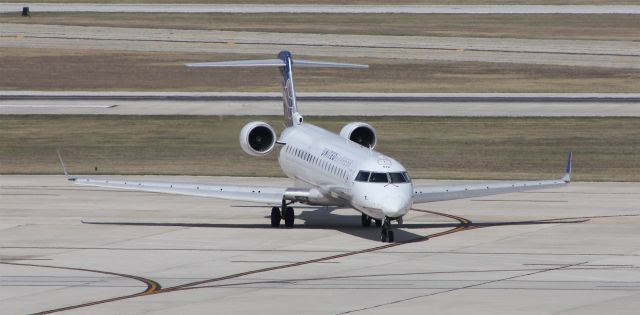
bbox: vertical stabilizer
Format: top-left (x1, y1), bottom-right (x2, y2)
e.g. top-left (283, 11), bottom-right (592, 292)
top-left (562, 151), bottom-right (573, 183)
top-left (186, 50), bottom-right (368, 127)
top-left (278, 51), bottom-right (299, 127)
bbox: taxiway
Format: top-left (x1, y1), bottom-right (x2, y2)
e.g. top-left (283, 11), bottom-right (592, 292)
top-left (2, 92), bottom-right (639, 116)
top-left (2, 4), bottom-right (640, 14)
top-left (1, 175), bottom-right (639, 314)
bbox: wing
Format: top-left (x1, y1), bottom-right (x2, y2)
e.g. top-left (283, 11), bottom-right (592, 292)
top-left (70, 177), bottom-right (287, 204)
top-left (412, 152), bottom-right (572, 204)
top-left (55, 151), bottom-right (319, 205)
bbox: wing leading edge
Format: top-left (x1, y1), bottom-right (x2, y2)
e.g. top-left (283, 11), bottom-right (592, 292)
top-left (412, 152), bottom-right (572, 204)
top-left (71, 177), bottom-right (287, 205)
top-left (56, 151), bottom-right (312, 205)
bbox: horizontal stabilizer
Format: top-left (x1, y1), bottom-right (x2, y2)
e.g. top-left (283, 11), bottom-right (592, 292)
top-left (186, 50), bottom-right (369, 127)
top-left (186, 59), bottom-right (368, 68)
top-left (294, 60), bottom-right (368, 68)
top-left (186, 59), bottom-right (285, 67)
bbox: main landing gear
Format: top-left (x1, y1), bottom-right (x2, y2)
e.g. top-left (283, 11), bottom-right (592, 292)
top-left (361, 213), bottom-right (372, 227)
top-left (361, 214), bottom-right (383, 228)
top-left (271, 200), bottom-right (295, 228)
top-left (361, 214), bottom-right (395, 243)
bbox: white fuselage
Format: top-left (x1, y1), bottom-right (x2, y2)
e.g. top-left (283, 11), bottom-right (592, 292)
top-left (277, 123), bottom-right (413, 220)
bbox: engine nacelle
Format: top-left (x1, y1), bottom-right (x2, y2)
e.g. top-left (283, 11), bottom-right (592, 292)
top-left (340, 122), bottom-right (377, 149)
top-left (239, 121), bottom-right (277, 156)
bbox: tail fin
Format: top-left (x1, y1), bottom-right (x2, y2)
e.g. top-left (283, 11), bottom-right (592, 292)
top-left (186, 50), bottom-right (368, 127)
top-left (562, 152), bottom-right (573, 183)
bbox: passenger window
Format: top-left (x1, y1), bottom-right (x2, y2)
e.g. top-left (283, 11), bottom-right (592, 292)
top-left (369, 172), bottom-right (389, 183)
top-left (355, 171), bottom-right (370, 182)
top-left (389, 172), bottom-right (408, 183)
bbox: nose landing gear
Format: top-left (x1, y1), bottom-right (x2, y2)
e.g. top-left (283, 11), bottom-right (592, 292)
top-left (361, 214), bottom-right (397, 243)
top-left (380, 217), bottom-right (394, 243)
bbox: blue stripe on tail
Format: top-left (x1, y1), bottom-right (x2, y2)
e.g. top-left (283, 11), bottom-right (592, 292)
top-left (278, 51), bottom-right (298, 127)
top-left (562, 152), bottom-right (573, 183)
top-left (565, 152), bottom-right (573, 174)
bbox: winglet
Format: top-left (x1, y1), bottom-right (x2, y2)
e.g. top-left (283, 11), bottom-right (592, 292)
top-left (562, 152), bottom-right (572, 183)
top-left (56, 150), bottom-right (76, 181)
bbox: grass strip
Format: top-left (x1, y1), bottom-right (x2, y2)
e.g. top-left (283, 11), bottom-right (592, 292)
top-left (1, 115), bottom-right (638, 181)
top-left (2, 48), bottom-right (639, 93)
top-left (2, 13), bottom-right (638, 41)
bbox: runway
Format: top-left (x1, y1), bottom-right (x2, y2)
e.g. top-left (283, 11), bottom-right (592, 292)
top-left (2, 92), bottom-right (639, 116)
top-left (2, 4), bottom-right (640, 14)
top-left (1, 175), bottom-right (639, 314)
top-left (3, 24), bottom-right (639, 69)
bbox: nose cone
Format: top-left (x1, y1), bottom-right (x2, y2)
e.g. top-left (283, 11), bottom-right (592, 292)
top-left (381, 193), bottom-right (412, 218)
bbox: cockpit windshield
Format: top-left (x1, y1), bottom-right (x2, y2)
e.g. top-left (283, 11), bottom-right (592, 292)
top-left (389, 172), bottom-right (409, 183)
top-left (355, 171), bottom-right (411, 183)
top-left (355, 171), bottom-right (370, 182)
top-left (369, 172), bottom-right (388, 183)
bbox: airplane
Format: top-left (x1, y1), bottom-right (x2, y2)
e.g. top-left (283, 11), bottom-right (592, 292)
top-left (58, 50), bottom-right (572, 243)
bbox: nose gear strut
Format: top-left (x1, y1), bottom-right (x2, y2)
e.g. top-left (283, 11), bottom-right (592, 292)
top-left (380, 217), bottom-right (394, 243)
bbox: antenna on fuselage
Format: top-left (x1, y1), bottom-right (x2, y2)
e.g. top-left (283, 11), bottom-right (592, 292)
top-left (186, 51), bottom-right (368, 127)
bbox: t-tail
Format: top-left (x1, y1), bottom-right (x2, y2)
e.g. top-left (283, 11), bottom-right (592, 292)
top-left (186, 50), bottom-right (368, 127)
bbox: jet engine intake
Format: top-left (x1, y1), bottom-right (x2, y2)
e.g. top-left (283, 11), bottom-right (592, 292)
top-left (239, 121), bottom-right (277, 156)
top-left (340, 122), bottom-right (377, 149)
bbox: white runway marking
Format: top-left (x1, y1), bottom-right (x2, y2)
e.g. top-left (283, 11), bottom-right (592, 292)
top-left (1, 4), bottom-right (640, 14)
top-left (0, 104), bottom-right (115, 108)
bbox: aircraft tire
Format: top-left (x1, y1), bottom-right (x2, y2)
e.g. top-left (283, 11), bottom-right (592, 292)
top-left (375, 219), bottom-right (382, 227)
top-left (380, 228), bottom-right (388, 242)
top-left (284, 207), bottom-right (295, 227)
top-left (388, 230), bottom-right (394, 243)
top-left (271, 207), bottom-right (281, 227)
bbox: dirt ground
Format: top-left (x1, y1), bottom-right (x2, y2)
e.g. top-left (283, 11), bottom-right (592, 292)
top-left (2, 13), bottom-right (638, 41)
top-left (1, 48), bottom-right (639, 93)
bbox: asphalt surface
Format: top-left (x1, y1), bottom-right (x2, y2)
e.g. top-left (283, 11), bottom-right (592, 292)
top-left (2, 4), bottom-right (640, 14)
top-left (3, 24), bottom-right (639, 69)
top-left (1, 175), bottom-right (639, 314)
top-left (2, 92), bottom-right (639, 116)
